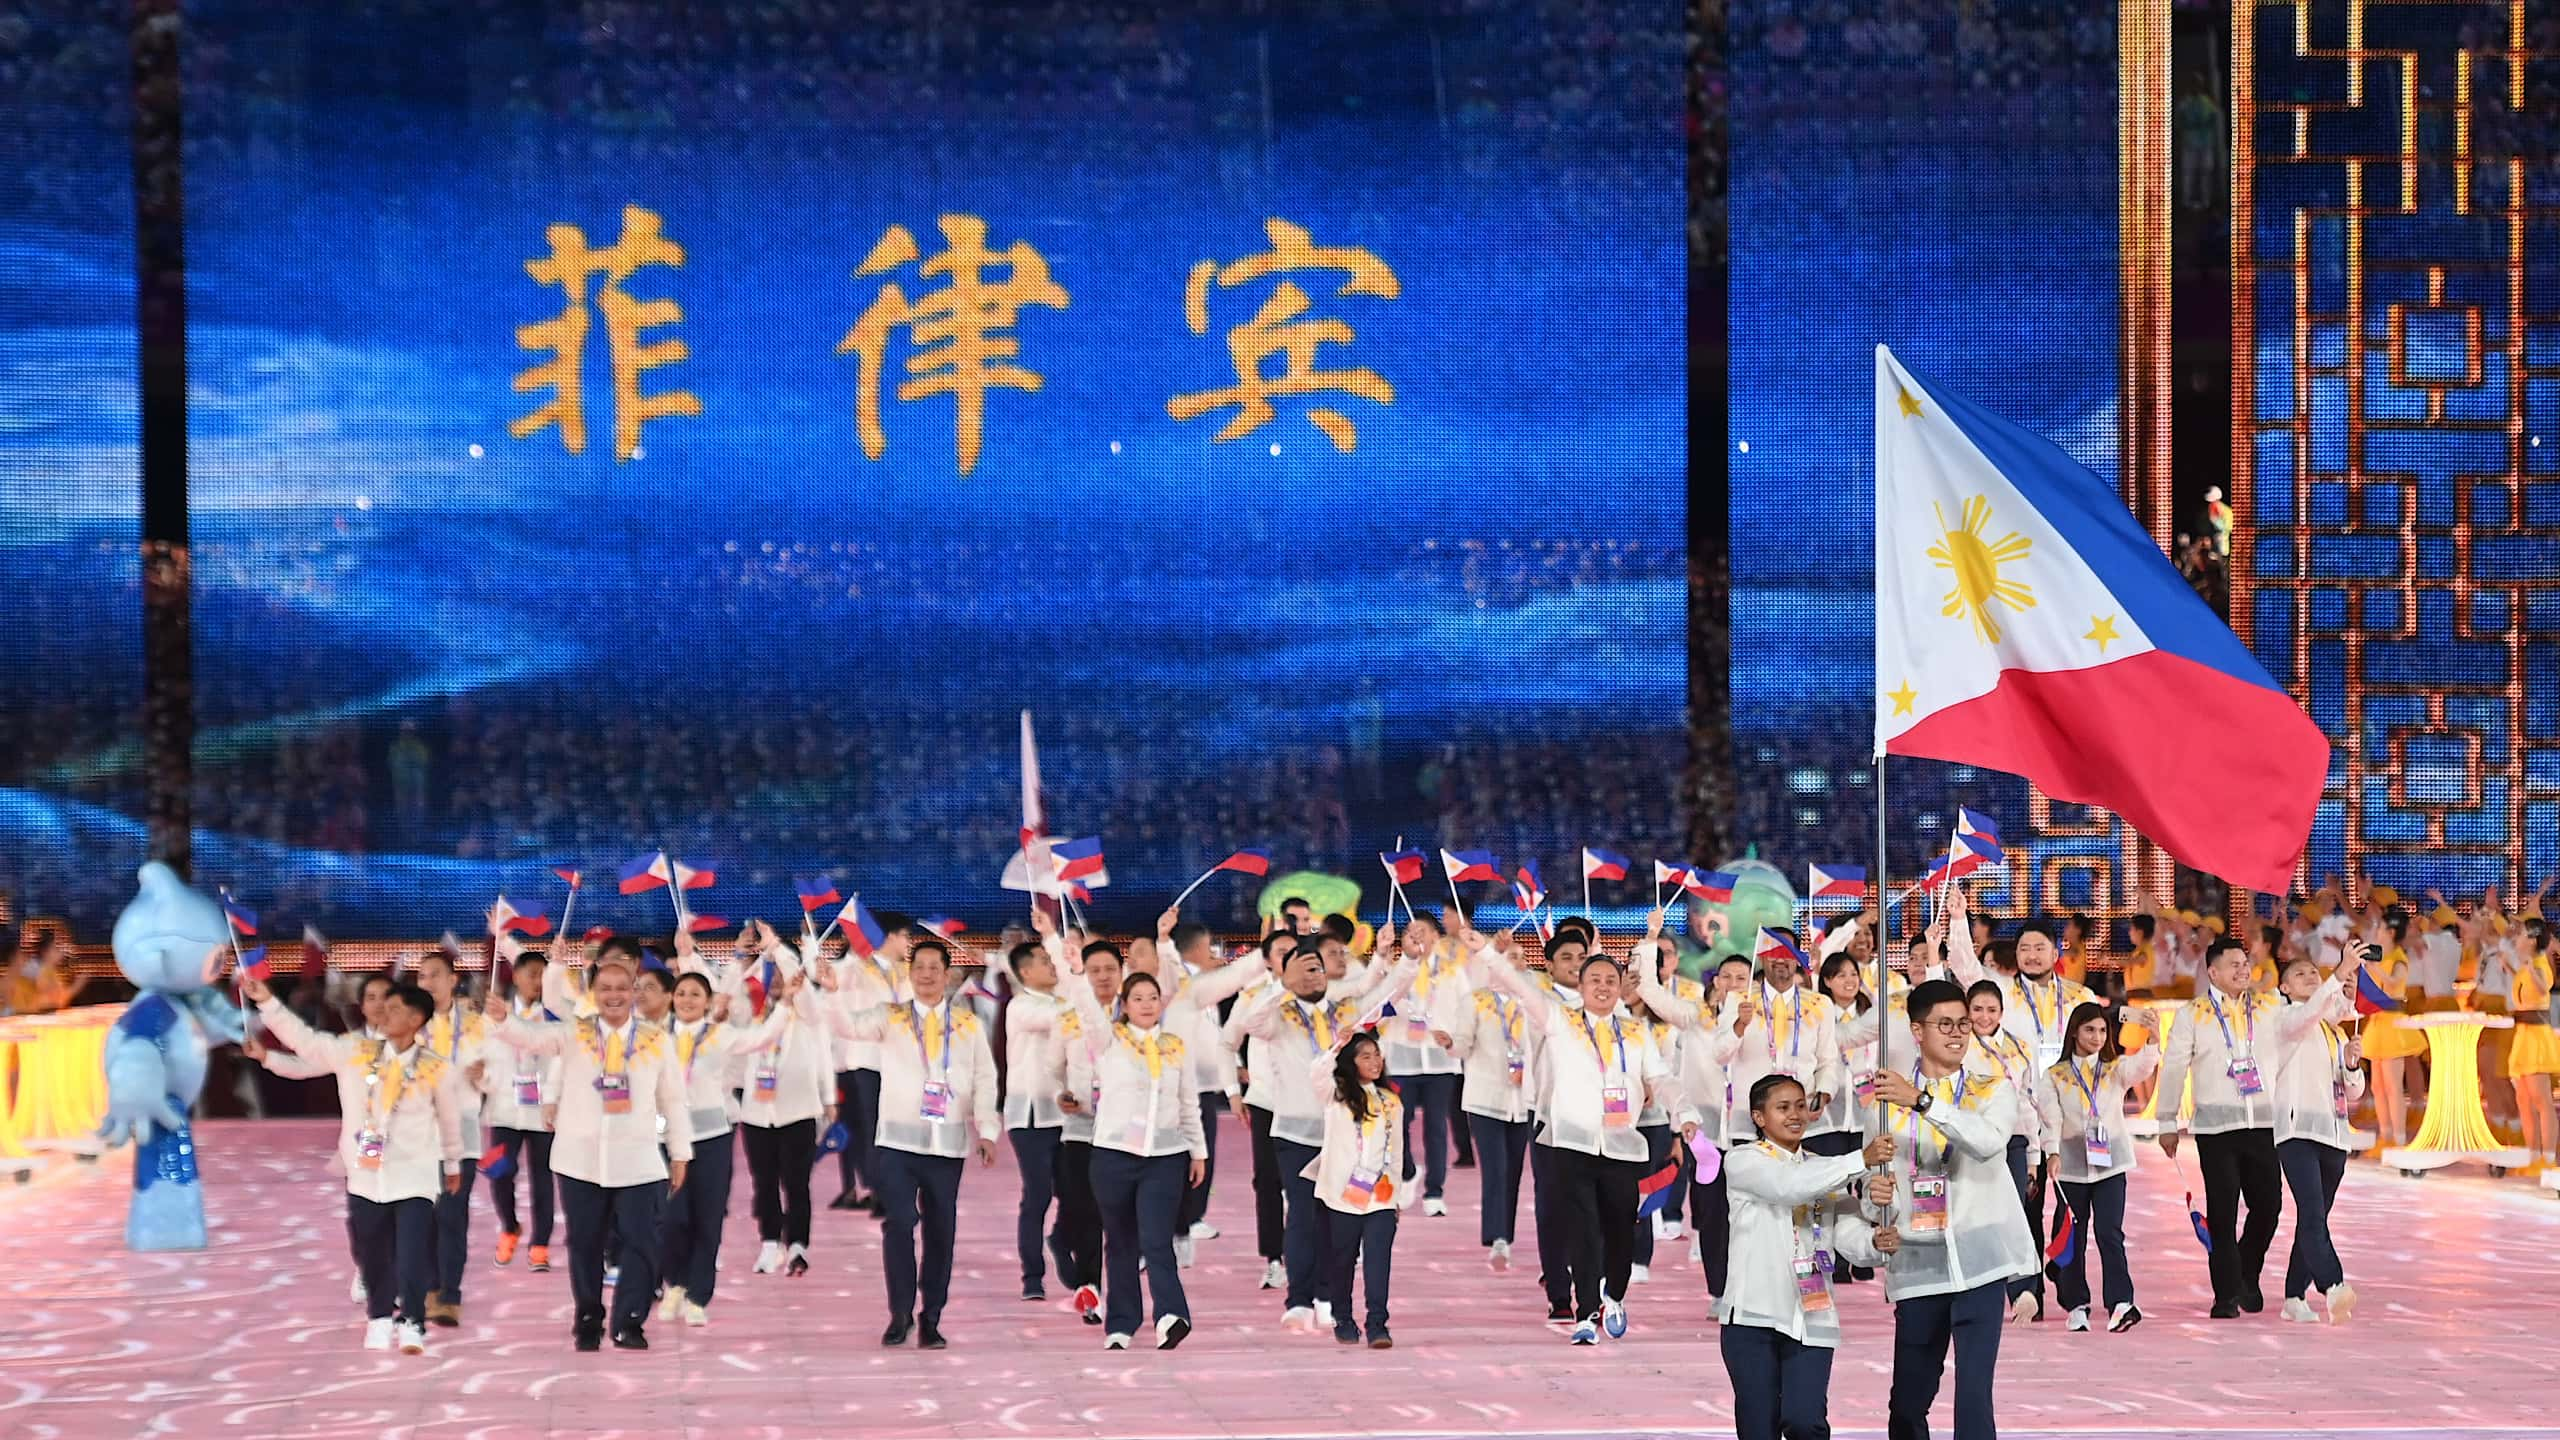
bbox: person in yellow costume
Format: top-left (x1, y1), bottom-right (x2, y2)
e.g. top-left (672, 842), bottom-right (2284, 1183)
top-left (2506, 916), bottom-right (2558, 1168)
top-left (2357, 910), bottom-right (2425, 1151)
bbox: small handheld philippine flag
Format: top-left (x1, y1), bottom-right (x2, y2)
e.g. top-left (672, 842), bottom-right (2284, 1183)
top-left (2353, 966), bottom-right (2401, 1016)
top-left (493, 896), bottom-right (553, 936)
top-left (795, 875), bottom-right (842, 912)
top-left (1688, 870), bottom-right (1739, 904)
top-left (1053, 837), bottom-right (1107, 881)
top-left (619, 852), bottom-right (670, 895)
top-left (221, 898), bottom-right (258, 937)
top-left (479, 1140), bottom-right (516, 1182)
top-left (1381, 849), bottom-right (1427, 885)
top-left (1582, 847), bottom-right (1630, 883)
top-left (1653, 859), bottom-right (1694, 889)
top-left (1512, 860), bottom-right (1548, 913)
top-left (841, 898), bottom-right (889, 959)
top-left (920, 915), bottom-right (967, 937)
top-left (1755, 928), bottom-right (1809, 970)
top-left (1807, 863), bottom-right (1867, 898)
top-left (553, 866), bottom-right (583, 890)
top-left (234, 944), bottom-right (270, 983)
top-left (1215, 847), bottom-right (1273, 877)
top-left (670, 858), bottom-right (717, 891)
top-left (2044, 1200), bottom-right (2079, 1267)
top-left (1955, 808), bottom-right (2003, 846)
top-left (1441, 848), bottom-right (1499, 885)
top-left (1635, 1158), bottom-right (1684, 1220)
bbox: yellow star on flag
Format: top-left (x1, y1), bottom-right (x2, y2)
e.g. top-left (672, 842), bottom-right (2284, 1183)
top-left (1886, 679), bottom-right (1918, 716)
top-left (2085, 614), bottom-right (2121, 654)
top-left (1897, 386), bottom-right (1924, 418)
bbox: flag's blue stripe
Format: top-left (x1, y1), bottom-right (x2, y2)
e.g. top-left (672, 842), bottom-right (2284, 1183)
top-left (1906, 360), bottom-right (2286, 696)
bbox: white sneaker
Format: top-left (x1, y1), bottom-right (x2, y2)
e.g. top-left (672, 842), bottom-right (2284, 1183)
top-left (1188, 1221), bottom-right (1220, 1241)
top-left (1629, 1263), bottom-right (1651, 1286)
top-left (349, 1272), bottom-right (367, 1306)
top-left (2325, 1283), bottom-right (2357, 1324)
top-left (603, 1266), bottom-right (619, 1288)
top-left (1422, 1197), bottom-right (1447, 1217)
top-left (395, 1321), bottom-right (427, 1356)
top-left (2281, 1296), bottom-right (2320, 1324)
top-left (1601, 1295), bottom-right (1628, 1339)
top-left (1174, 1236), bottom-right (1195, 1269)
top-left (682, 1301), bottom-right (709, 1327)
top-left (363, 1317), bottom-right (395, 1351)
top-left (1105, 1332), bottom-right (1131, 1350)
top-left (656, 1285), bottom-right (687, 1321)
top-left (2008, 1291), bottom-right (2039, 1324)
top-left (2066, 1306), bottom-right (2090, 1331)
top-left (1489, 1238), bottom-right (1512, 1272)
top-left (1314, 1300), bottom-right (1334, 1330)
top-left (1261, 1259), bottom-right (1285, 1290)
top-left (753, 1241), bottom-right (782, 1275)
top-left (1282, 1306), bottom-right (1315, 1333)
top-left (1155, 1312), bottom-right (1192, 1349)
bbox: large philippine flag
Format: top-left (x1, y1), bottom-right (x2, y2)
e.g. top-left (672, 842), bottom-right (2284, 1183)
top-left (1873, 346), bottom-right (2326, 892)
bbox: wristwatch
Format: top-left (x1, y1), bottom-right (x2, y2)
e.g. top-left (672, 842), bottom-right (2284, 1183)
top-left (1913, 1091), bottom-right (1935, 1115)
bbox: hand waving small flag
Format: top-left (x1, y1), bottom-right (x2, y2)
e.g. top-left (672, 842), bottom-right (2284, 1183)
top-left (796, 875), bottom-right (842, 912)
top-left (2353, 966), bottom-right (2401, 1016)
top-left (620, 852), bottom-right (670, 895)
top-left (1381, 849), bottom-right (1427, 886)
top-left (840, 898), bottom-right (890, 959)
top-left (1053, 837), bottom-right (1107, 881)
top-left (1215, 847), bottom-right (1273, 877)
top-left (234, 944), bottom-right (271, 984)
top-left (1582, 848), bottom-right (1630, 883)
top-left (670, 858), bottom-right (716, 891)
top-left (1512, 860), bottom-right (1548, 913)
top-left (1440, 849), bottom-right (1499, 885)
top-left (1653, 859), bottom-right (1693, 890)
top-left (221, 898), bottom-right (258, 937)
top-left (492, 896), bottom-right (553, 936)
top-left (1687, 870), bottom-right (1739, 904)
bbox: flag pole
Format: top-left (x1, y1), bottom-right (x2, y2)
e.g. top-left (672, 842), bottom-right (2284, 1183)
top-left (1872, 754), bottom-right (1890, 1136)
top-left (1167, 863), bottom-right (1223, 913)
top-left (220, 885), bottom-right (252, 1037)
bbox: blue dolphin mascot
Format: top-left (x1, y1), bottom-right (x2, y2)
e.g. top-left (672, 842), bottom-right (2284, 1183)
top-left (99, 862), bottom-right (248, 1250)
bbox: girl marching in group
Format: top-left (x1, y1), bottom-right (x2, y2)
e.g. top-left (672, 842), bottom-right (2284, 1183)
top-left (1060, 951), bottom-right (1207, 1350)
top-left (2032, 1000), bottom-right (2157, 1332)
top-left (1311, 1031), bottom-right (1408, 1347)
top-left (653, 968), bottom-right (803, 1325)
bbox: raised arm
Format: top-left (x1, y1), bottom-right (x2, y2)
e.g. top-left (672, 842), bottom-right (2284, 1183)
top-left (254, 995), bottom-right (351, 1069)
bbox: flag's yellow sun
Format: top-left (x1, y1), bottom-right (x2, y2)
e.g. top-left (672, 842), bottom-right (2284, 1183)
top-left (1928, 495), bottom-right (2035, 643)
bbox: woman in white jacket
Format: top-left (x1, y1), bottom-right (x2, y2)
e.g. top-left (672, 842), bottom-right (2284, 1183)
top-left (1721, 1073), bottom-right (1895, 1440)
top-left (1437, 948), bottom-right (1533, 1273)
top-left (2271, 948), bottom-right (2367, 1324)
top-left (2033, 1002), bottom-right (2159, 1333)
top-left (653, 969), bottom-right (802, 1326)
top-left (1059, 965), bottom-right (1207, 1351)
top-left (1309, 1031), bottom-right (1409, 1348)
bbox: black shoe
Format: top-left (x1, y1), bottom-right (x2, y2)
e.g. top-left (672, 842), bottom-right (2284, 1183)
top-left (574, 1327), bottom-right (603, 1352)
top-left (1156, 1315), bottom-right (1191, 1350)
top-left (1080, 1309), bottom-right (1104, 1326)
top-left (1546, 1299), bottom-right (1575, 1322)
top-left (2209, 1301), bottom-right (2241, 1319)
top-left (1367, 1330), bottom-right (1393, 1350)
top-left (860, 1196), bottom-right (885, 1217)
top-left (2109, 1305), bottom-right (2144, 1333)
top-left (919, 1321), bottom-right (948, 1350)
top-left (1334, 1324), bottom-right (1362, 1345)
top-left (611, 1327), bottom-right (648, 1350)
top-left (882, 1317), bottom-right (912, 1347)
top-left (829, 1190), bottom-right (862, 1211)
top-left (2238, 1284), bottom-right (2264, 1314)
top-left (787, 1253), bottom-right (810, 1278)
top-left (1021, 1282), bottom-right (1047, 1302)
top-left (1453, 1156), bottom-right (1476, 1170)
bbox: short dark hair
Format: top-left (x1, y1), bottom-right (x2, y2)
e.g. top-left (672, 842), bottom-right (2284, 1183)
top-left (2205, 937), bottom-right (2248, 967)
top-left (1553, 916), bottom-right (1597, 946)
top-left (910, 938), bottom-right (951, 968)
top-left (515, 951), bottom-right (547, 970)
top-left (1280, 896), bottom-right (1312, 915)
top-left (637, 968), bottom-right (674, 994)
top-left (1081, 940), bottom-right (1122, 967)
top-left (1170, 921), bottom-right (1212, 954)
top-left (1965, 979), bottom-right (2004, 1008)
top-left (2127, 914), bottom-right (2157, 941)
top-left (385, 983), bottom-right (435, 1023)
top-left (1009, 940), bottom-right (1045, 971)
top-left (1321, 913), bottom-right (1356, 945)
top-left (2260, 924), bottom-right (2284, 952)
top-left (2014, 918), bottom-right (2059, 948)
top-left (1260, 932), bottom-right (1296, 958)
top-left (673, 973), bottom-right (714, 999)
top-left (601, 935), bottom-right (644, 963)
top-left (875, 910), bottom-right (913, 939)
top-left (1906, 977), bottom-right (1966, 1022)
top-left (1747, 1072), bottom-right (1806, 1126)
top-left (1580, 954), bottom-right (1624, 980)
top-left (1405, 906), bottom-right (1443, 933)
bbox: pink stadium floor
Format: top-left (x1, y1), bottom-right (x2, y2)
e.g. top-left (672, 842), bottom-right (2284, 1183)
top-left (3, 1118), bottom-right (2556, 1439)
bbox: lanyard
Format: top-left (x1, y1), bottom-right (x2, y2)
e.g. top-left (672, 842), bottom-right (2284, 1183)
top-left (1902, 1064), bottom-right (1958, 1155)
top-left (2208, 989), bottom-right (2256, 1055)
top-left (1763, 983), bottom-right (1805, 1062)
top-left (1490, 993), bottom-right (1523, 1049)
top-left (1292, 999), bottom-right (1336, 1053)
top-left (2066, 1055), bottom-right (2103, 1121)
top-left (1578, 1010), bottom-right (1629, 1075)
top-left (678, 1021), bottom-right (712, 1084)
top-left (434, 1009), bottom-right (464, 1062)
top-left (2019, 977), bottom-right (2059, 1040)
top-left (913, 1001), bottom-right (955, 1077)
top-left (1117, 1024), bottom-right (1166, 1081)
top-left (600, 1016), bottom-right (636, 1072)
top-left (365, 1043), bottom-right (420, 1128)
top-left (1978, 1031), bottom-right (2021, 1083)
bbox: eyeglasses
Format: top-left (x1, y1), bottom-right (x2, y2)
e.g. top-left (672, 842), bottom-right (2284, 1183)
top-left (1919, 1018), bottom-right (1969, 1036)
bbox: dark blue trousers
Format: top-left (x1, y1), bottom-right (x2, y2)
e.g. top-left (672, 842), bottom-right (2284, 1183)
top-left (431, 1158), bottom-right (478, 1303)
top-left (2055, 1174), bottom-right (2133, 1314)
top-left (486, 1127), bottom-right (554, 1245)
top-left (1323, 1207), bottom-right (1397, 1337)
top-left (1009, 1125), bottom-right (1063, 1288)
top-left (1529, 1123), bottom-right (1572, 1308)
top-left (1091, 1148), bottom-right (1190, 1335)
top-left (1394, 1072), bottom-right (1460, 1199)
top-left (2278, 1138), bottom-right (2347, 1299)
top-left (657, 1128), bottom-right (735, 1304)
top-left (1722, 1321), bottom-right (1835, 1440)
top-left (875, 1146), bottom-right (964, 1325)
top-left (1178, 1095), bottom-right (1222, 1229)
top-left (350, 1193), bottom-right (434, 1325)
top-left (558, 1175), bottom-right (664, 1337)
top-left (1888, 1278), bottom-right (2006, 1440)
top-left (2003, 1135), bottom-right (2045, 1304)
top-left (1465, 1112), bottom-right (1530, 1246)
top-left (1273, 1137), bottom-right (1324, 1309)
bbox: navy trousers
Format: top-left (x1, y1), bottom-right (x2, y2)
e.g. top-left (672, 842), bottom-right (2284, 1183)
top-left (1178, 1095), bottom-right (1222, 1229)
top-left (1394, 1072), bottom-right (1460, 1199)
top-left (875, 1146), bottom-right (965, 1325)
top-left (429, 1158), bottom-right (478, 1303)
top-left (1888, 1278), bottom-right (2006, 1440)
top-left (657, 1128), bottom-right (735, 1304)
top-left (1723, 1321), bottom-right (1835, 1440)
top-left (558, 1175), bottom-right (665, 1337)
top-left (1009, 1125), bottom-right (1064, 1289)
top-left (350, 1193), bottom-right (434, 1325)
top-left (486, 1127), bottom-right (554, 1245)
top-left (1465, 1112), bottom-right (1530, 1246)
top-left (1323, 1207), bottom-right (1398, 1337)
top-left (1273, 1136), bottom-right (1325, 1309)
top-left (2055, 1174), bottom-right (2133, 1314)
top-left (1090, 1148), bottom-right (1190, 1335)
top-left (2278, 1138), bottom-right (2348, 1299)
